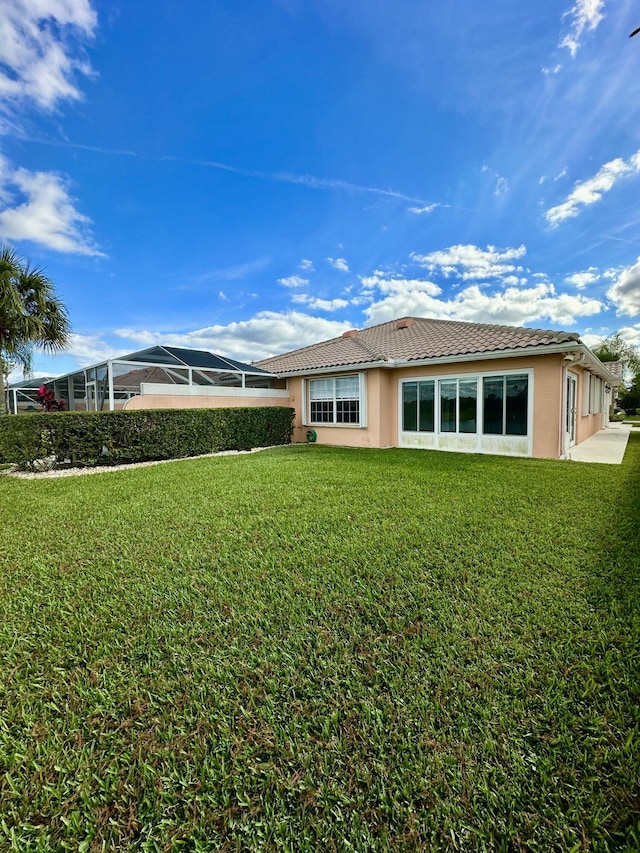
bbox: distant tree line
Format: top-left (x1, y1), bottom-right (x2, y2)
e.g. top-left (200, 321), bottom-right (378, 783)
top-left (592, 332), bottom-right (640, 414)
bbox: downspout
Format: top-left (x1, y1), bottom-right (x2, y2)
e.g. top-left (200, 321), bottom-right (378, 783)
top-left (559, 364), bottom-right (567, 460)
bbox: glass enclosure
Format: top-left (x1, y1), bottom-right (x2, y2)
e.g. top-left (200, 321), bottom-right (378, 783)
top-left (5, 346), bottom-right (278, 414)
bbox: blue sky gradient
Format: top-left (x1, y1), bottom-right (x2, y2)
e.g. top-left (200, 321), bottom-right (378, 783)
top-left (1, 0), bottom-right (639, 376)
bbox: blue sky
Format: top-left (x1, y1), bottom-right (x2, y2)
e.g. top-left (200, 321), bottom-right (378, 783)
top-left (1, 0), bottom-right (639, 377)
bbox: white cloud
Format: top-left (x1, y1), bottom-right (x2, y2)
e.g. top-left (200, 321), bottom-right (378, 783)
top-left (554, 168), bottom-right (568, 181)
top-left (0, 156), bottom-right (102, 255)
top-left (602, 267), bottom-right (620, 280)
top-left (607, 258), bottom-right (640, 316)
top-left (291, 294), bottom-right (349, 312)
top-left (299, 258), bottom-right (314, 271)
top-left (65, 333), bottom-right (127, 366)
top-left (494, 176), bottom-right (509, 198)
top-left (115, 312), bottom-right (353, 363)
top-left (360, 274), bottom-right (441, 297)
top-left (559, 0), bottom-right (605, 58)
top-left (327, 257), bottom-right (350, 272)
top-left (546, 149), bottom-right (640, 226)
top-left (274, 171), bottom-right (432, 206)
top-left (619, 324), bottom-right (640, 347)
top-left (362, 276), bottom-right (602, 329)
top-left (193, 257), bottom-right (270, 284)
top-left (277, 274), bottom-right (309, 288)
top-left (0, 0), bottom-right (97, 111)
top-left (564, 268), bottom-right (600, 289)
top-left (412, 244), bottom-right (527, 282)
top-left (580, 332), bottom-right (605, 349)
top-left (482, 165), bottom-right (509, 199)
top-left (408, 204), bottom-right (438, 215)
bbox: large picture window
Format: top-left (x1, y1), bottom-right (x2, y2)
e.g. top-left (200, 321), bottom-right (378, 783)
top-left (482, 374), bottom-right (528, 435)
top-left (309, 375), bottom-right (361, 425)
top-left (403, 378), bottom-right (477, 434)
top-left (401, 372), bottom-right (529, 437)
top-left (402, 380), bottom-right (435, 432)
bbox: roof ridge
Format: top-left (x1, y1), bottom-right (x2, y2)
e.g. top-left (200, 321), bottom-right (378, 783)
top-left (350, 334), bottom-right (388, 362)
top-left (361, 316), bottom-right (578, 339)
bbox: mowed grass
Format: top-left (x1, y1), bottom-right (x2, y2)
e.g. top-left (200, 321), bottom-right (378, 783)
top-left (0, 438), bottom-right (639, 852)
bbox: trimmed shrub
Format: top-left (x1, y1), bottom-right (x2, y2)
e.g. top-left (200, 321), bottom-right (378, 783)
top-left (0, 416), bottom-right (10, 463)
top-left (0, 407), bottom-right (294, 470)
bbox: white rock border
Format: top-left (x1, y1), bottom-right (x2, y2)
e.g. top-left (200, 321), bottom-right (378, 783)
top-left (2, 445), bottom-right (281, 480)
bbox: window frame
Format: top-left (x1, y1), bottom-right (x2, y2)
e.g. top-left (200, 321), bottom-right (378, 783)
top-left (399, 368), bottom-right (532, 439)
top-left (305, 373), bottom-right (366, 428)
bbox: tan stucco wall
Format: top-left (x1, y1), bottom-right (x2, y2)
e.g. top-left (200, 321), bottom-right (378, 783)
top-left (289, 371), bottom-right (372, 447)
top-left (573, 364), bottom-right (608, 444)
top-left (289, 354), bottom-right (567, 458)
top-left (391, 354), bottom-right (564, 458)
top-left (124, 394), bottom-right (285, 411)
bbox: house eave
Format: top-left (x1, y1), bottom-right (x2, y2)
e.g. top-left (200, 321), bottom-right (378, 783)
top-left (270, 342), bottom-right (621, 384)
top-left (393, 342), bottom-right (621, 383)
top-left (271, 360), bottom-right (389, 378)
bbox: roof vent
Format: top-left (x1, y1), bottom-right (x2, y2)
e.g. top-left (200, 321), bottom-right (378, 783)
top-left (396, 318), bottom-right (414, 330)
top-left (342, 329), bottom-right (359, 338)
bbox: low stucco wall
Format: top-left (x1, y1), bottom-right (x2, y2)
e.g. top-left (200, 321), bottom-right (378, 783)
top-left (124, 394), bottom-right (287, 411)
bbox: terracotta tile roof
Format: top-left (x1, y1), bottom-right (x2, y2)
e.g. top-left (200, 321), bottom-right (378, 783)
top-left (255, 317), bottom-right (582, 375)
top-left (603, 360), bottom-right (625, 379)
top-left (113, 367), bottom-right (182, 390)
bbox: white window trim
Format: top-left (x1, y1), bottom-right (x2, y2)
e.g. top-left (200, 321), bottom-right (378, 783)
top-left (589, 375), bottom-right (603, 415)
top-left (582, 373), bottom-right (590, 417)
top-left (398, 367), bottom-right (534, 441)
top-left (304, 372), bottom-right (366, 428)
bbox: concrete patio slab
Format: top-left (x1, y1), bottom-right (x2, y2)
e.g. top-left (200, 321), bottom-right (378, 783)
top-left (568, 422), bottom-right (633, 465)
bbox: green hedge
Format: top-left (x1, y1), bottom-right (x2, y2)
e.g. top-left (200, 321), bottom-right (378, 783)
top-left (0, 407), bottom-right (294, 470)
top-left (0, 416), bottom-right (10, 464)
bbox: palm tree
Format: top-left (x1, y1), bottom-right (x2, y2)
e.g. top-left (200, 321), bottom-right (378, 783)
top-left (0, 244), bottom-right (70, 413)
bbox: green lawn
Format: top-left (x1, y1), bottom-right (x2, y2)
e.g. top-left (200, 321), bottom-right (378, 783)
top-left (1, 438), bottom-right (639, 852)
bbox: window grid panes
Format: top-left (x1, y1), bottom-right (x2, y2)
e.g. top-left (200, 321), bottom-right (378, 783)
top-left (309, 376), bottom-right (361, 425)
top-left (310, 400), bottom-right (334, 423)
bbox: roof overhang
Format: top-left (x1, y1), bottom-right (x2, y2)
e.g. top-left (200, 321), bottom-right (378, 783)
top-left (271, 341), bottom-right (622, 384)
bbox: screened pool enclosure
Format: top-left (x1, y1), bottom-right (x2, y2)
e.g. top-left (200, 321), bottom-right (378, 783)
top-left (4, 376), bottom-right (56, 415)
top-left (5, 346), bottom-right (279, 414)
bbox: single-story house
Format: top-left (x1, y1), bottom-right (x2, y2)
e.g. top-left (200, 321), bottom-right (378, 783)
top-left (254, 316), bottom-right (622, 460)
top-left (8, 318), bottom-right (622, 461)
